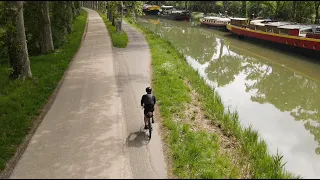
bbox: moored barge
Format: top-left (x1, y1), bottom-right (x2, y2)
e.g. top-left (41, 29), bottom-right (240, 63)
top-left (200, 16), bottom-right (230, 30)
top-left (159, 5), bottom-right (191, 21)
top-left (143, 4), bottom-right (160, 15)
top-left (226, 18), bottom-right (320, 51)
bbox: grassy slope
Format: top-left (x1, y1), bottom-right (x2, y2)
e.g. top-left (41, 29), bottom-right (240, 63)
top-left (0, 10), bottom-right (88, 170)
top-left (99, 12), bottom-right (128, 48)
top-left (125, 19), bottom-right (300, 179)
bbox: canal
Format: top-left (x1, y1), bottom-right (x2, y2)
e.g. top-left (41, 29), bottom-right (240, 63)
top-left (137, 16), bottom-right (320, 178)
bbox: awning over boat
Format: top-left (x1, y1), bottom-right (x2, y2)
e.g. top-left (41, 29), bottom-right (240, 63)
top-left (230, 18), bottom-right (248, 20)
top-left (161, 6), bottom-right (173, 9)
top-left (278, 24), bottom-right (313, 31)
top-left (204, 16), bottom-right (230, 22)
top-left (264, 22), bottom-right (293, 27)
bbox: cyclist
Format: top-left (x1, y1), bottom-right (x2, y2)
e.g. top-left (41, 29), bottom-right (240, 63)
top-left (141, 87), bottom-right (156, 129)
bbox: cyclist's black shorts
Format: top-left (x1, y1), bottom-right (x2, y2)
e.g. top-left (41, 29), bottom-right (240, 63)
top-left (144, 104), bottom-right (154, 116)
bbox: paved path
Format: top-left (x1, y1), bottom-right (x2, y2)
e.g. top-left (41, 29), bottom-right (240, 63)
top-left (10, 8), bottom-right (167, 179)
top-left (113, 21), bottom-right (167, 179)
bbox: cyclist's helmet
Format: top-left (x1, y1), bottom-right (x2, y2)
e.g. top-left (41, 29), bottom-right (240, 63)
top-left (146, 87), bottom-right (152, 93)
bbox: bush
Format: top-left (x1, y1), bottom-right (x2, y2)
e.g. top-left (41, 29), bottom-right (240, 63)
top-left (99, 12), bottom-right (128, 48)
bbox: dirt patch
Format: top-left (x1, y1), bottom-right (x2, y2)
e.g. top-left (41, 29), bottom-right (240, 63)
top-left (182, 79), bottom-right (252, 179)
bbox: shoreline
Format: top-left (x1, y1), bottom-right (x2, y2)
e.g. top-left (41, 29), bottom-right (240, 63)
top-left (125, 18), bottom-right (300, 179)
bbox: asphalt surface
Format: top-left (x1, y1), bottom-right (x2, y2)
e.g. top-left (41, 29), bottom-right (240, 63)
top-left (10, 8), bottom-right (167, 179)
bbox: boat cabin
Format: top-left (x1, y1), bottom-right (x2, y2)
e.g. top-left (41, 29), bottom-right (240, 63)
top-left (277, 24), bottom-right (313, 37)
top-left (306, 26), bottom-right (320, 39)
top-left (249, 19), bottom-right (276, 31)
top-left (230, 18), bottom-right (249, 27)
top-left (201, 16), bottom-right (230, 25)
top-left (264, 22), bottom-right (293, 33)
top-left (160, 5), bottom-right (174, 15)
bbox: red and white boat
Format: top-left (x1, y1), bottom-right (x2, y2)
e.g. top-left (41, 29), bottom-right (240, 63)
top-left (200, 16), bottom-right (230, 29)
top-left (226, 18), bottom-right (320, 51)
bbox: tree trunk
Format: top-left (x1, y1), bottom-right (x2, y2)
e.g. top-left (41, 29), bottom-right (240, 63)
top-left (5, 1), bottom-right (32, 79)
top-left (241, 1), bottom-right (246, 17)
top-left (38, 1), bottom-right (54, 54)
top-left (74, 1), bottom-right (81, 16)
top-left (66, 1), bottom-right (73, 33)
top-left (292, 1), bottom-right (297, 21)
top-left (315, 2), bottom-right (320, 23)
top-left (71, 1), bottom-right (76, 20)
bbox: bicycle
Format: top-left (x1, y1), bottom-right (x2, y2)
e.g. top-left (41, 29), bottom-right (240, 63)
top-left (146, 111), bottom-right (153, 139)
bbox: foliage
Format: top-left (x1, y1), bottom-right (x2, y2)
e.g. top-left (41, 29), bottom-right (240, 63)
top-left (50, 1), bottom-right (69, 49)
top-left (105, 1), bottom-right (144, 22)
top-left (23, 1), bottom-right (41, 55)
top-left (0, 10), bottom-right (87, 171)
top-left (160, 1), bottom-right (319, 23)
top-left (99, 12), bottom-right (128, 48)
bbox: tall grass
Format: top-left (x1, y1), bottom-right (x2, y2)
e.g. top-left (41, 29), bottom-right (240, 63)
top-left (99, 12), bottom-right (128, 48)
top-left (126, 20), bottom-right (301, 179)
top-left (0, 10), bottom-right (88, 171)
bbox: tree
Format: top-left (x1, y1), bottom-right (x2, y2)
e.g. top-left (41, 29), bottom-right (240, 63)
top-left (4, 1), bottom-right (32, 79)
top-left (241, 1), bottom-right (247, 17)
top-left (105, 1), bottom-right (144, 32)
top-left (314, 1), bottom-right (320, 23)
top-left (50, 1), bottom-right (75, 48)
top-left (66, 1), bottom-right (73, 33)
top-left (38, 1), bottom-right (54, 54)
top-left (74, 1), bottom-right (81, 17)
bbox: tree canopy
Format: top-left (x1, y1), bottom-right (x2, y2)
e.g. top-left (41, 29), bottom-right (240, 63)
top-left (147, 1), bottom-right (320, 23)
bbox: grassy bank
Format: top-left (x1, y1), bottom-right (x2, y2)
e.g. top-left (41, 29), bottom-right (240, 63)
top-left (99, 12), bottom-right (128, 48)
top-left (0, 10), bottom-right (87, 171)
top-left (126, 20), bottom-right (300, 178)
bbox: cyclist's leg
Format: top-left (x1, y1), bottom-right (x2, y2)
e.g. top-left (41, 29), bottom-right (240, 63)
top-left (151, 106), bottom-right (155, 123)
top-left (144, 109), bottom-right (148, 129)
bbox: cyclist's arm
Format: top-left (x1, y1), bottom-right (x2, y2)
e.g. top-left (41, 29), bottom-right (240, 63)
top-left (153, 96), bottom-right (156, 104)
top-left (141, 95), bottom-right (144, 106)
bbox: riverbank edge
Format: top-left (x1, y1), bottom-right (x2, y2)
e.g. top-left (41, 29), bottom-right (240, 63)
top-left (0, 10), bottom-right (88, 178)
top-left (125, 19), bottom-right (300, 179)
top-left (98, 12), bottom-right (129, 48)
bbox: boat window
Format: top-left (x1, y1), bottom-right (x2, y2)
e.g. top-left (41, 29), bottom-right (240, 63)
top-left (279, 28), bottom-right (289, 35)
top-left (300, 29), bottom-right (312, 34)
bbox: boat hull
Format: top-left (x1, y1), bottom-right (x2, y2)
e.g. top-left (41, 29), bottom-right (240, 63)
top-left (200, 21), bottom-right (228, 31)
top-left (226, 24), bottom-right (320, 51)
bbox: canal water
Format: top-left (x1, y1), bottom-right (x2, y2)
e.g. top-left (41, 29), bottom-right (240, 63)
top-left (137, 16), bottom-right (320, 178)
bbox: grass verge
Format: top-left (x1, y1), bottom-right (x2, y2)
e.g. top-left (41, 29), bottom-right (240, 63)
top-left (126, 19), bottom-right (300, 179)
top-left (0, 10), bottom-right (87, 171)
top-left (99, 12), bottom-right (128, 48)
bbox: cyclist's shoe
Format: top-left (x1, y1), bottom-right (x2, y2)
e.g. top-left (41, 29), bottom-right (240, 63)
top-left (144, 125), bottom-right (148, 129)
top-left (152, 118), bottom-right (155, 123)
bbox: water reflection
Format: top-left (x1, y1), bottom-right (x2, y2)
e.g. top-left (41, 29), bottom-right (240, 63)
top-left (138, 16), bottom-right (320, 178)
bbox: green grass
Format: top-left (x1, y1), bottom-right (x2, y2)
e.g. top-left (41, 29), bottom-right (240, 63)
top-left (126, 19), bottom-right (301, 179)
top-left (99, 12), bottom-right (128, 48)
top-left (0, 10), bottom-right (87, 171)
